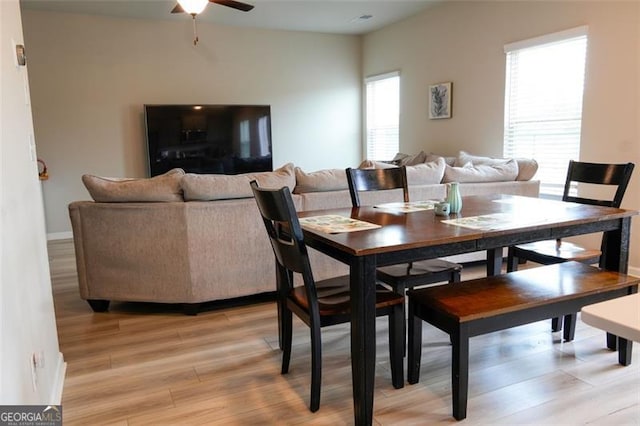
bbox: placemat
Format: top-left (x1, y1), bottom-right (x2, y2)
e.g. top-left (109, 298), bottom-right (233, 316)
top-left (299, 215), bottom-right (381, 234)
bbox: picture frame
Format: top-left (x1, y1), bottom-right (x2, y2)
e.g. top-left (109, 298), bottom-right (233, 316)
top-left (429, 82), bottom-right (452, 119)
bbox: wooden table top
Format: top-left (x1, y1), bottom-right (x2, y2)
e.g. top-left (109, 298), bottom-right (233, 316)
top-left (298, 195), bottom-right (637, 257)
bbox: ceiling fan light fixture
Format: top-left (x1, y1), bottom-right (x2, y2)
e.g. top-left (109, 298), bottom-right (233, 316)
top-left (177, 0), bottom-right (208, 14)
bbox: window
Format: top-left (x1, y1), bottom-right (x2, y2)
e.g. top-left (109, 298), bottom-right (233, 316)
top-left (365, 71), bottom-right (400, 161)
top-left (503, 27), bottom-right (588, 196)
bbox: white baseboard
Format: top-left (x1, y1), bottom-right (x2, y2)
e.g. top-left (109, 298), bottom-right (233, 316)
top-left (628, 266), bottom-right (640, 277)
top-left (47, 231), bottom-right (72, 241)
top-left (49, 352), bottom-right (66, 405)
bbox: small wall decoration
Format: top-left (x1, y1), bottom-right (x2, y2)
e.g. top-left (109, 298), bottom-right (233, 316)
top-left (429, 82), bottom-right (452, 119)
top-left (15, 44), bottom-right (26, 66)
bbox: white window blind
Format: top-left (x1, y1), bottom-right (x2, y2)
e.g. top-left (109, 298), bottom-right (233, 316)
top-left (503, 27), bottom-right (588, 196)
top-left (365, 71), bottom-right (400, 161)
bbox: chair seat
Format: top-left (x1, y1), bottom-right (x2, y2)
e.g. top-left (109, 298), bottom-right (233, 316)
top-left (290, 276), bottom-right (405, 316)
top-left (514, 240), bottom-right (601, 263)
top-left (378, 259), bottom-right (462, 277)
top-left (377, 259), bottom-right (462, 288)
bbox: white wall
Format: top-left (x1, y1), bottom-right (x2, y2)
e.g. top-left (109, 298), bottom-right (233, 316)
top-left (363, 1), bottom-right (640, 272)
top-left (21, 10), bottom-right (362, 236)
top-left (1, 0), bottom-right (64, 404)
top-left (22, 3), bottom-right (640, 271)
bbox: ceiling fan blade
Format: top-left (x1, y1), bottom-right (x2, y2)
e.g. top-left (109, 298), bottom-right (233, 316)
top-left (170, 3), bottom-right (185, 13)
top-left (210, 0), bottom-right (254, 12)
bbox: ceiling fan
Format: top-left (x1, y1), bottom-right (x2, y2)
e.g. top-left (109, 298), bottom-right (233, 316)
top-left (172, 0), bottom-right (254, 45)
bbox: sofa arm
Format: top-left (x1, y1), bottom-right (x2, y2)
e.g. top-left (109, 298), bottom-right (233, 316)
top-left (69, 201), bottom-right (193, 303)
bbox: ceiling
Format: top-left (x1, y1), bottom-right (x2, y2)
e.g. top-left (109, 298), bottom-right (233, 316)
top-left (20, 0), bottom-right (438, 35)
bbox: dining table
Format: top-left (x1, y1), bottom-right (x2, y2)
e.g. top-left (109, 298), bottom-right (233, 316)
top-left (297, 194), bottom-right (637, 425)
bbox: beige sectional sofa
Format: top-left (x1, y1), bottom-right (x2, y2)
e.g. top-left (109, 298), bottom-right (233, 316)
top-left (68, 152), bottom-right (539, 314)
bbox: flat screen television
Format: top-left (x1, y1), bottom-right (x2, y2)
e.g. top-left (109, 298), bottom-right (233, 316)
top-left (144, 104), bottom-right (272, 177)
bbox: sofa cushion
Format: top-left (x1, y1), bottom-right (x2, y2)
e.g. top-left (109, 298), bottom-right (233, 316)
top-left (455, 150), bottom-right (538, 181)
top-left (443, 159), bottom-right (519, 183)
top-left (359, 158), bottom-right (446, 185)
top-left (293, 167), bottom-right (348, 194)
top-left (181, 163), bottom-right (295, 201)
top-left (82, 168), bottom-right (185, 202)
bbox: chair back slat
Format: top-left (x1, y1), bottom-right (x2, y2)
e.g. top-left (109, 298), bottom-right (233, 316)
top-left (562, 160), bottom-right (634, 208)
top-left (345, 166), bottom-right (409, 207)
top-left (250, 181), bottom-right (311, 276)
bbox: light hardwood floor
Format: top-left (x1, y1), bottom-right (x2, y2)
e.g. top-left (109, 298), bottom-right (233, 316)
top-left (49, 239), bottom-right (640, 425)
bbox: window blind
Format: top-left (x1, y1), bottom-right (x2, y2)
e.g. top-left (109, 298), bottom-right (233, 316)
top-left (503, 27), bottom-right (587, 196)
top-left (365, 71), bottom-right (400, 161)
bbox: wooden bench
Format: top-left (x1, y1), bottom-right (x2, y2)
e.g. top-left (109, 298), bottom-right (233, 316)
top-left (406, 261), bottom-right (640, 421)
top-left (581, 293), bottom-right (640, 366)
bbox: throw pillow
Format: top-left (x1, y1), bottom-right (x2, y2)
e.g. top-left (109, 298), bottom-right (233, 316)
top-left (397, 150), bottom-right (427, 166)
top-left (442, 159), bottom-right (519, 183)
top-left (514, 158), bottom-right (539, 181)
top-left (455, 150), bottom-right (538, 181)
top-left (391, 152), bottom-right (410, 164)
top-left (405, 158), bottom-right (446, 185)
top-left (82, 168), bottom-right (185, 202)
top-left (358, 160), bottom-right (398, 169)
top-left (293, 167), bottom-right (348, 194)
top-left (181, 163), bottom-right (295, 201)
top-left (358, 158), bottom-right (445, 184)
top-left (426, 153), bottom-right (456, 166)
top-left (454, 150), bottom-right (510, 167)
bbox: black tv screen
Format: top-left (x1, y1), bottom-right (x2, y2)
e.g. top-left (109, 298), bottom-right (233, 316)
top-left (144, 104), bottom-right (272, 176)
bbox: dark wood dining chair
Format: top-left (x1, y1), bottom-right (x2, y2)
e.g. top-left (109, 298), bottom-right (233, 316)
top-left (345, 166), bottom-right (462, 296)
top-left (250, 180), bottom-right (404, 413)
top-left (506, 160), bottom-right (635, 331)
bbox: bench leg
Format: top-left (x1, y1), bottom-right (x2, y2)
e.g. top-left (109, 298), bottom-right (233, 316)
top-left (407, 300), bottom-right (423, 385)
top-left (451, 326), bottom-right (469, 421)
top-left (563, 313), bottom-right (577, 341)
top-left (618, 338), bottom-right (633, 366)
top-left (607, 332), bottom-right (618, 350)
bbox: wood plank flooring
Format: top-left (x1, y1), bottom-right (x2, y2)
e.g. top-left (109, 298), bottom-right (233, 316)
top-left (49, 239), bottom-right (640, 425)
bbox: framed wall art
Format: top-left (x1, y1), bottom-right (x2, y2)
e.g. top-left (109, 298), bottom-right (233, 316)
top-left (429, 82), bottom-right (452, 119)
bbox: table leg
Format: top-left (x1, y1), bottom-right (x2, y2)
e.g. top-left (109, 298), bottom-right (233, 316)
top-left (451, 325), bottom-right (469, 421)
top-left (563, 313), bottom-right (577, 341)
top-left (601, 217), bottom-right (631, 352)
top-left (486, 248), bottom-right (503, 276)
top-left (350, 255), bottom-right (377, 426)
top-left (618, 338), bottom-right (633, 366)
top-left (600, 217), bottom-right (630, 273)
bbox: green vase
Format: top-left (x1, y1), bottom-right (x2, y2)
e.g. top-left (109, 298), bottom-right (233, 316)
top-left (447, 182), bottom-right (462, 214)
